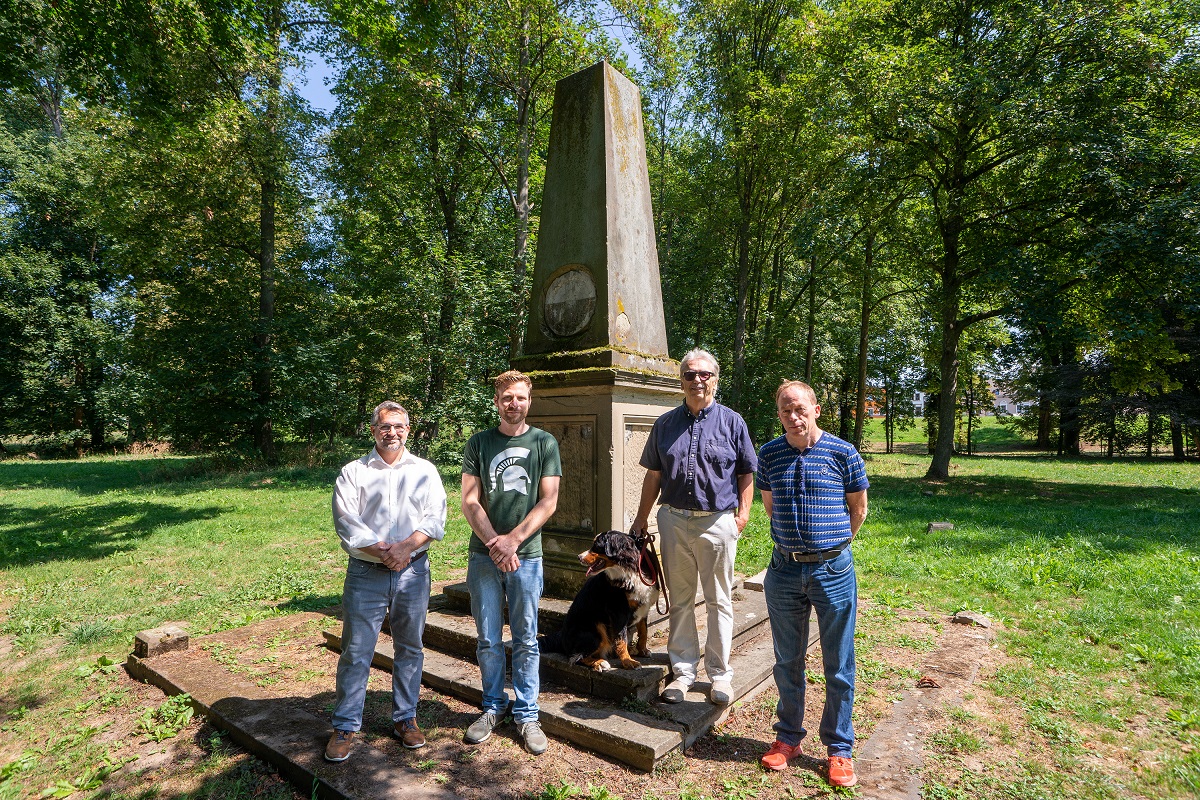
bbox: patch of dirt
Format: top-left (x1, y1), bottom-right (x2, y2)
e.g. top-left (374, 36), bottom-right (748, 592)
top-left (93, 594), bottom-right (1016, 800)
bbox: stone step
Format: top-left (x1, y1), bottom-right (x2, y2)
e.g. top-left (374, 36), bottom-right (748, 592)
top-left (422, 588), bottom-right (772, 702)
top-left (438, 577), bottom-right (746, 632)
top-left (322, 621), bottom-right (786, 771)
top-left (126, 650), bottom-right (461, 800)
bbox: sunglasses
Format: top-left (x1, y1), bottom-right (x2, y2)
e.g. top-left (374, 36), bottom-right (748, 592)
top-left (683, 370), bottom-right (714, 382)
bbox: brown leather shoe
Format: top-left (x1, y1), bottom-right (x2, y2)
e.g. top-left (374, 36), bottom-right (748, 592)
top-left (394, 718), bottom-right (426, 749)
top-left (325, 730), bottom-right (356, 762)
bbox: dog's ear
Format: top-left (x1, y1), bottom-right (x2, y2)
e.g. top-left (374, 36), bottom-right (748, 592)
top-left (600, 530), bottom-right (624, 559)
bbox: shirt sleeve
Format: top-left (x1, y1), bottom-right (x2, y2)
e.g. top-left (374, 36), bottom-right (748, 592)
top-left (462, 434), bottom-right (481, 476)
top-left (639, 417), bottom-right (663, 470)
top-left (754, 444), bottom-right (772, 492)
top-left (844, 448), bottom-right (870, 493)
top-left (732, 414), bottom-right (758, 475)
top-left (332, 463), bottom-right (380, 551)
top-left (417, 465), bottom-right (448, 541)
top-left (541, 432), bottom-right (563, 478)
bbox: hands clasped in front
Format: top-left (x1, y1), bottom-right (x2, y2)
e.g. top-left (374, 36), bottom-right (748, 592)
top-left (373, 539), bottom-right (418, 571)
top-left (486, 533), bottom-right (521, 572)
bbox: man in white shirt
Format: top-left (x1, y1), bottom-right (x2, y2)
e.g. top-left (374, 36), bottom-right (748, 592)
top-left (325, 401), bottom-right (447, 762)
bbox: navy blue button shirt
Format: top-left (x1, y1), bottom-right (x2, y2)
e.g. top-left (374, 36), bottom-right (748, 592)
top-left (640, 402), bottom-right (757, 512)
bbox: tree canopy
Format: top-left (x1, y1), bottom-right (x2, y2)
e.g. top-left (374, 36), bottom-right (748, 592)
top-left (2, 0), bottom-right (1197, 469)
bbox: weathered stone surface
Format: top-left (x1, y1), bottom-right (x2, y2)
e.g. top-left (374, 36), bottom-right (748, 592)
top-left (520, 61), bottom-right (670, 364)
top-left (744, 569), bottom-right (766, 592)
top-left (952, 610), bottom-right (992, 628)
top-left (126, 651), bottom-right (461, 800)
top-left (132, 625), bottom-right (189, 658)
top-left (331, 624), bottom-right (785, 771)
top-left (926, 521), bottom-right (955, 532)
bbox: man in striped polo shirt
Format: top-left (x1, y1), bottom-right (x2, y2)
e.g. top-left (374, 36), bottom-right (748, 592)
top-left (756, 380), bottom-right (869, 788)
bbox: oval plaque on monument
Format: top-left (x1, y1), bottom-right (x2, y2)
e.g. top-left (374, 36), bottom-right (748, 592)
top-left (543, 265), bottom-right (596, 338)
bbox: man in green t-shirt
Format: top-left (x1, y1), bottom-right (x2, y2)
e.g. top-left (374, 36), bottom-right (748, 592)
top-left (461, 369), bottom-right (561, 755)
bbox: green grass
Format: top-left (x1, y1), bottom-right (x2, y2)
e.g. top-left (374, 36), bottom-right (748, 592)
top-left (1, 450), bottom-right (1198, 799)
top-left (859, 415), bottom-right (1034, 452)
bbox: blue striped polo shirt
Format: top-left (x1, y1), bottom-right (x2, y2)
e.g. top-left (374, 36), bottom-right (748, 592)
top-left (755, 431), bottom-right (869, 551)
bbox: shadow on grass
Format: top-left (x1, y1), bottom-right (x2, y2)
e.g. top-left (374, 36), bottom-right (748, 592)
top-left (0, 457), bottom-right (344, 496)
top-left (0, 500), bottom-right (225, 569)
top-left (867, 471), bottom-right (1200, 558)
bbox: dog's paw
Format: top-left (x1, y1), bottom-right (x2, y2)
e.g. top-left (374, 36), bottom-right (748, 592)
top-left (635, 645), bottom-right (651, 657)
top-left (620, 659), bottom-right (641, 669)
top-left (591, 660), bottom-right (613, 672)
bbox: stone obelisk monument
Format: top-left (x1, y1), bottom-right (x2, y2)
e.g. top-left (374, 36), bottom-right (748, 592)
top-left (513, 61), bottom-right (680, 597)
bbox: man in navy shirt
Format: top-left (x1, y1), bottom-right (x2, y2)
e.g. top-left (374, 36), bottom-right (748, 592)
top-left (632, 349), bottom-right (757, 706)
top-left (756, 380), bottom-right (868, 788)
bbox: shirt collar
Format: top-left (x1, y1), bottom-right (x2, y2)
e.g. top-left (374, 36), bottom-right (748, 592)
top-left (368, 447), bottom-right (413, 468)
top-left (686, 401), bottom-right (716, 421)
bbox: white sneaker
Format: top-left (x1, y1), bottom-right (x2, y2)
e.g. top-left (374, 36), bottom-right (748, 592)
top-left (710, 679), bottom-right (733, 705)
top-left (660, 677), bottom-right (691, 703)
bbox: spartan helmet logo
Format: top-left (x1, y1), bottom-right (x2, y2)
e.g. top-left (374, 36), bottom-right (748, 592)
top-left (488, 447), bottom-right (532, 495)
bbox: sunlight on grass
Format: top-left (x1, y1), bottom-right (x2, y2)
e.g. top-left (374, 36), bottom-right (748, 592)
top-left (0, 451), bottom-right (1197, 799)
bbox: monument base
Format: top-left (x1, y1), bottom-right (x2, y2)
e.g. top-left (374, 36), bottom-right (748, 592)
top-left (524, 366), bottom-right (680, 598)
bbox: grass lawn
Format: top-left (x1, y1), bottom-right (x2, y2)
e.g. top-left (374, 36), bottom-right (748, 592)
top-left (0, 449), bottom-right (1197, 799)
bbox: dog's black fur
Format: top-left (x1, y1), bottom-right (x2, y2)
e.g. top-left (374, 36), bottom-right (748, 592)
top-left (540, 530), bottom-right (659, 671)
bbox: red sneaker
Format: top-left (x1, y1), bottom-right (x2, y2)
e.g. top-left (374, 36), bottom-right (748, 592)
top-left (827, 755), bottom-right (858, 787)
top-left (760, 740), bottom-right (801, 771)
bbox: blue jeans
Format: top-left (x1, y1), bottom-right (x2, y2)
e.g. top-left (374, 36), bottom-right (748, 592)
top-left (467, 553), bottom-right (543, 723)
top-left (332, 555), bottom-right (431, 732)
top-left (763, 546), bottom-right (857, 756)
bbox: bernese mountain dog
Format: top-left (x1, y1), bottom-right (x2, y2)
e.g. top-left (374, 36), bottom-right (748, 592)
top-left (541, 529), bottom-right (660, 671)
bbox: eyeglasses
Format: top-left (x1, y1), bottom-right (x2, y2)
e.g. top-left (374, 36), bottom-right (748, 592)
top-left (683, 370), bottom-right (714, 382)
top-left (374, 424), bottom-right (409, 433)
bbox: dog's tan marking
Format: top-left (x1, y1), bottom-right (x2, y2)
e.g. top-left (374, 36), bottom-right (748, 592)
top-left (614, 638), bottom-right (641, 669)
top-left (579, 623), bottom-right (614, 672)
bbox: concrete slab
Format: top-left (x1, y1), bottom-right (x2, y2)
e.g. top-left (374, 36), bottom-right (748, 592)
top-left (743, 569), bottom-right (766, 592)
top-left (855, 622), bottom-right (995, 800)
top-left (126, 651), bottom-right (462, 800)
top-left (325, 618), bottom-right (787, 771)
top-left (422, 588), bottom-right (772, 703)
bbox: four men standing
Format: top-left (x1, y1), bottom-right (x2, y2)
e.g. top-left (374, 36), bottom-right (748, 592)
top-left (326, 370), bottom-right (867, 788)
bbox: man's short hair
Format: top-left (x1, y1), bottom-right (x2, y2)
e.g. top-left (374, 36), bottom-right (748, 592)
top-left (775, 380), bottom-right (817, 406)
top-left (494, 369), bottom-right (533, 396)
top-left (679, 348), bottom-right (720, 378)
top-left (371, 401), bottom-right (410, 426)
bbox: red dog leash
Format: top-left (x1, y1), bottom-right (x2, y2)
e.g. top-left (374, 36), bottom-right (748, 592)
top-left (633, 532), bottom-right (670, 615)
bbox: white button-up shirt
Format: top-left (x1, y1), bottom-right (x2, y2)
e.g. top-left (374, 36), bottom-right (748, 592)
top-left (332, 447), bottom-right (447, 562)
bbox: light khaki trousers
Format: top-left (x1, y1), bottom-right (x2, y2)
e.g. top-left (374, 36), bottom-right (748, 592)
top-left (656, 506), bottom-right (738, 685)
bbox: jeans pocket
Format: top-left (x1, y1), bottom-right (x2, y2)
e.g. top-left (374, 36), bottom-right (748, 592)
top-left (769, 549), bottom-right (785, 571)
top-left (824, 548), bottom-right (854, 576)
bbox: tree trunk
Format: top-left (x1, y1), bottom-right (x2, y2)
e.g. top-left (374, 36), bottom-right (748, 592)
top-left (251, 2), bottom-right (281, 462)
top-left (1037, 393), bottom-right (1052, 449)
top-left (1059, 348), bottom-right (1082, 455)
top-left (927, 274), bottom-right (962, 479)
top-left (1171, 410), bottom-right (1184, 461)
top-left (838, 373), bottom-right (854, 441)
top-left (1107, 409), bottom-right (1115, 458)
top-left (853, 230), bottom-right (873, 450)
top-left (509, 8), bottom-right (532, 359)
top-left (804, 260), bottom-right (816, 382)
top-left (731, 214), bottom-right (752, 408)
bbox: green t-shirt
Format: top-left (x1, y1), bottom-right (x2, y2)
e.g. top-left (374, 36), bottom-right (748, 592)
top-left (462, 426), bottom-right (562, 558)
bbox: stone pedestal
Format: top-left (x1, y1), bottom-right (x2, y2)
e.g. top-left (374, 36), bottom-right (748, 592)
top-left (526, 371), bottom-right (680, 597)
